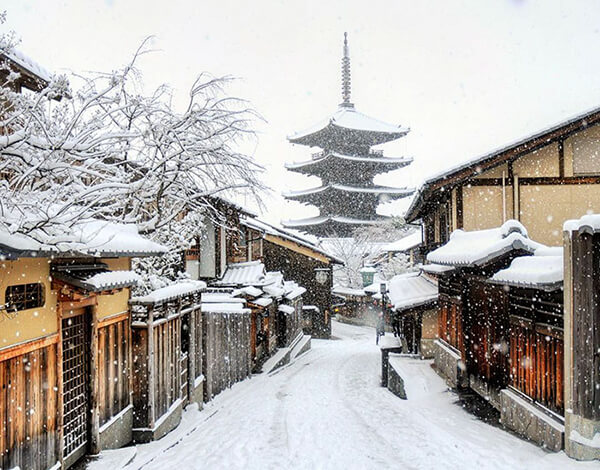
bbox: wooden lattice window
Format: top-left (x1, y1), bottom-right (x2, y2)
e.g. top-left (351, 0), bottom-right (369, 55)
top-left (5, 282), bottom-right (44, 312)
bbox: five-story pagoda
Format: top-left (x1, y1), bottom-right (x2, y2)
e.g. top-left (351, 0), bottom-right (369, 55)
top-left (282, 33), bottom-right (415, 237)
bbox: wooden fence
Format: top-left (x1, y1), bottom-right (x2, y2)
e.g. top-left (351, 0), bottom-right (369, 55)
top-left (202, 310), bottom-right (251, 401)
top-left (130, 287), bottom-right (203, 439)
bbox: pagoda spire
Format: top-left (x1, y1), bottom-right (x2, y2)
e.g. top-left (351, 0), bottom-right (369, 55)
top-left (341, 32), bottom-right (353, 108)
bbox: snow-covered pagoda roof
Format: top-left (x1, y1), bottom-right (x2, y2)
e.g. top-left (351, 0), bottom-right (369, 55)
top-left (388, 272), bottom-right (438, 312)
top-left (288, 106), bottom-right (409, 148)
top-left (0, 218), bottom-right (168, 259)
top-left (489, 247), bottom-right (563, 291)
top-left (285, 151), bottom-right (412, 175)
top-left (281, 214), bottom-right (391, 236)
top-left (283, 184), bottom-right (414, 202)
top-left (427, 220), bottom-right (541, 267)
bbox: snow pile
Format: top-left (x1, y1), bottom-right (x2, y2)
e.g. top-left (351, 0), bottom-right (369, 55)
top-left (202, 289), bottom-right (250, 314)
top-left (387, 272), bottom-right (438, 311)
top-left (491, 247), bottom-right (563, 289)
top-left (85, 270), bottom-right (141, 290)
top-left (131, 280), bottom-right (206, 304)
top-left (427, 220), bottom-right (541, 267)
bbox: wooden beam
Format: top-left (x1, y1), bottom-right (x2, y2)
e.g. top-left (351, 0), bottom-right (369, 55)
top-left (264, 235), bottom-right (331, 264)
top-left (0, 333), bottom-right (59, 362)
top-left (98, 311), bottom-right (129, 328)
top-left (558, 140), bottom-right (565, 178)
top-left (89, 307), bottom-right (100, 454)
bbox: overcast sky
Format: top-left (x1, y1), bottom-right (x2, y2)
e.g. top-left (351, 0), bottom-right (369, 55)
top-left (4, 0), bottom-right (600, 225)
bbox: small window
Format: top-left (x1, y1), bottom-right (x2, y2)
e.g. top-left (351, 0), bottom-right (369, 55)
top-left (5, 283), bottom-right (45, 312)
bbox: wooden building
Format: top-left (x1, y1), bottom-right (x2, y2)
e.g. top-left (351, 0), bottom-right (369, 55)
top-left (0, 220), bottom-right (166, 469)
top-left (386, 272), bottom-right (438, 358)
top-left (406, 106), bottom-right (600, 250)
top-left (426, 221), bottom-right (539, 404)
top-left (241, 217), bottom-right (341, 339)
top-left (489, 248), bottom-right (565, 451)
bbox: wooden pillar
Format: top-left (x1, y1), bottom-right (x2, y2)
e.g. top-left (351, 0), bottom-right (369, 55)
top-left (147, 305), bottom-right (156, 429)
top-left (89, 303), bottom-right (100, 454)
top-left (56, 302), bottom-right (65, 466)
top-left (564, 221), bottom-right (600, 461)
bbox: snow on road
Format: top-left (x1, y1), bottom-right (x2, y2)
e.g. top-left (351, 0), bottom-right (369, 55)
top-left (90, 321), bottom-right (595, 470)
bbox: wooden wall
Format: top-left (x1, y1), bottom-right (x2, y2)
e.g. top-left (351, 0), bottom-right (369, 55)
top-left (97, 314), bottom-right (131, 427)
top-left (0, 338), bottom-right (60, 470)
top-left (263, 240), bottom-right (333, 338)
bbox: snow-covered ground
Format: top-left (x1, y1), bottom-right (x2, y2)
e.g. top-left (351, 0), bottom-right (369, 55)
top-left (89, 321), bottom-right (595, 470)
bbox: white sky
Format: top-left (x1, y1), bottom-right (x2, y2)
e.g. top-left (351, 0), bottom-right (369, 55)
top-left (4, 0), bottom-right (600, 225)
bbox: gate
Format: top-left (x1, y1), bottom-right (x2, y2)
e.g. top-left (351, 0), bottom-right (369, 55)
top-left (62, 310), bottom-right (90, 465)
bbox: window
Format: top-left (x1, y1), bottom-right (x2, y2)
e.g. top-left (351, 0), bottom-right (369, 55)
top-left (5, 283), bottom-right (45, 312)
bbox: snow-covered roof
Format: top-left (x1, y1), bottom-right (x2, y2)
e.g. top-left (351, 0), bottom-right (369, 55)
top-left (332, 286), bottom-right (366, 297)
top-left (421, 263), bottom-right (456, 274)
top-left (388, 272), bottom-right (438, 312)
top-left (234, 286), bottom-right (263, 298)
top-left (288, 106), bottom-right (409, 144)
top-left (383, 231), bottom-right (423, 253)
top-left (240, 216), bottom-right (344, 264)
top-left (427, 220), bottom-right (541, 267)
top-left (202, 292), bottom-right (246, 303)
top-left (2, 48), bottom-right (52, 83)
top-left (282, 215), bottom-right (388, 228)
top-left (216, 261), bottom-right (267, 286)
top-left (278, 304), bottom-right (295, 315)
top-left (0, 218), bottom-right (168, 258)
top-left (564, 213), bottom-right (600, 233)
top-left (131, 280), bottom-right (206, 304)
top-left (284, 282), bottom-right (306, 300)
top-left (285, 151), bottom-right (412, 171)
top-left (283, 183), bottom-right (414, 199)
top-left (406, 105), bottom-right (600, 222)
top-left (202, 303), bottom-right (250, 314)
top-left (86, 270), bottom-right (141, 290)
top-left (251, 297), bottom-right (273, 307)
top-left (490, 247), bottom-right (563, 290)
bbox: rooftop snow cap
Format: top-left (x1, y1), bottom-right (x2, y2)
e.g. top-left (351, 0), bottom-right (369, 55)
top-left (563, 213), bottom-right (600, 234)
top-left (387, 272), bottom-right (438, 312)
top-left (427, 220), bottom-right (541, 267)
top-left (490, 246), bottom-right (563, 291)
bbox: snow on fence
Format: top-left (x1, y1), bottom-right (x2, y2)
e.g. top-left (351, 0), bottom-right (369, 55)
top-left (129, 283), bottom-right (205, 442)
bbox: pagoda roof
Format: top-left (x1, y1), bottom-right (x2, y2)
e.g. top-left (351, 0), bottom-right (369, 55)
top-left (288, 106), bottom-right (409, 148)
top-left (283, 183), bottom-right (415, 202)
top-left (285, 151), bottom-right (412, 175)
top-left (282, 214), bottom-right (391, 237)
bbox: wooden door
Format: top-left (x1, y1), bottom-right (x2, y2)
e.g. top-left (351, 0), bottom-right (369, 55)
top-left (61, 309), bottom-right (90, 466)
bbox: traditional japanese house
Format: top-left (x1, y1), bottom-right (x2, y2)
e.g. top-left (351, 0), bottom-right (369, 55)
top-left (0, 220), bottom-right (166, 470)
top-left (386, 272), bottom-right (438, 358)
top-left (488, 247), bottom-right (564, 451)
top-left (406, 106), bottom-right (600, 252)
top-left (241, 217), bottom-right (341, 339)
top-left (129, 281), bottom-right (205, 443)
top-left (426, 221), bottom-right (540, 407)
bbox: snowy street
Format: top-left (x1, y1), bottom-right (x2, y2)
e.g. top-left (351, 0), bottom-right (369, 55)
top-left (90, 321), bottom-right (593, 470)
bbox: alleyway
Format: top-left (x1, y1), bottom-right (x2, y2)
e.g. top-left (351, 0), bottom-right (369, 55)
top-left (90, 321), bottom-right (594, 470)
